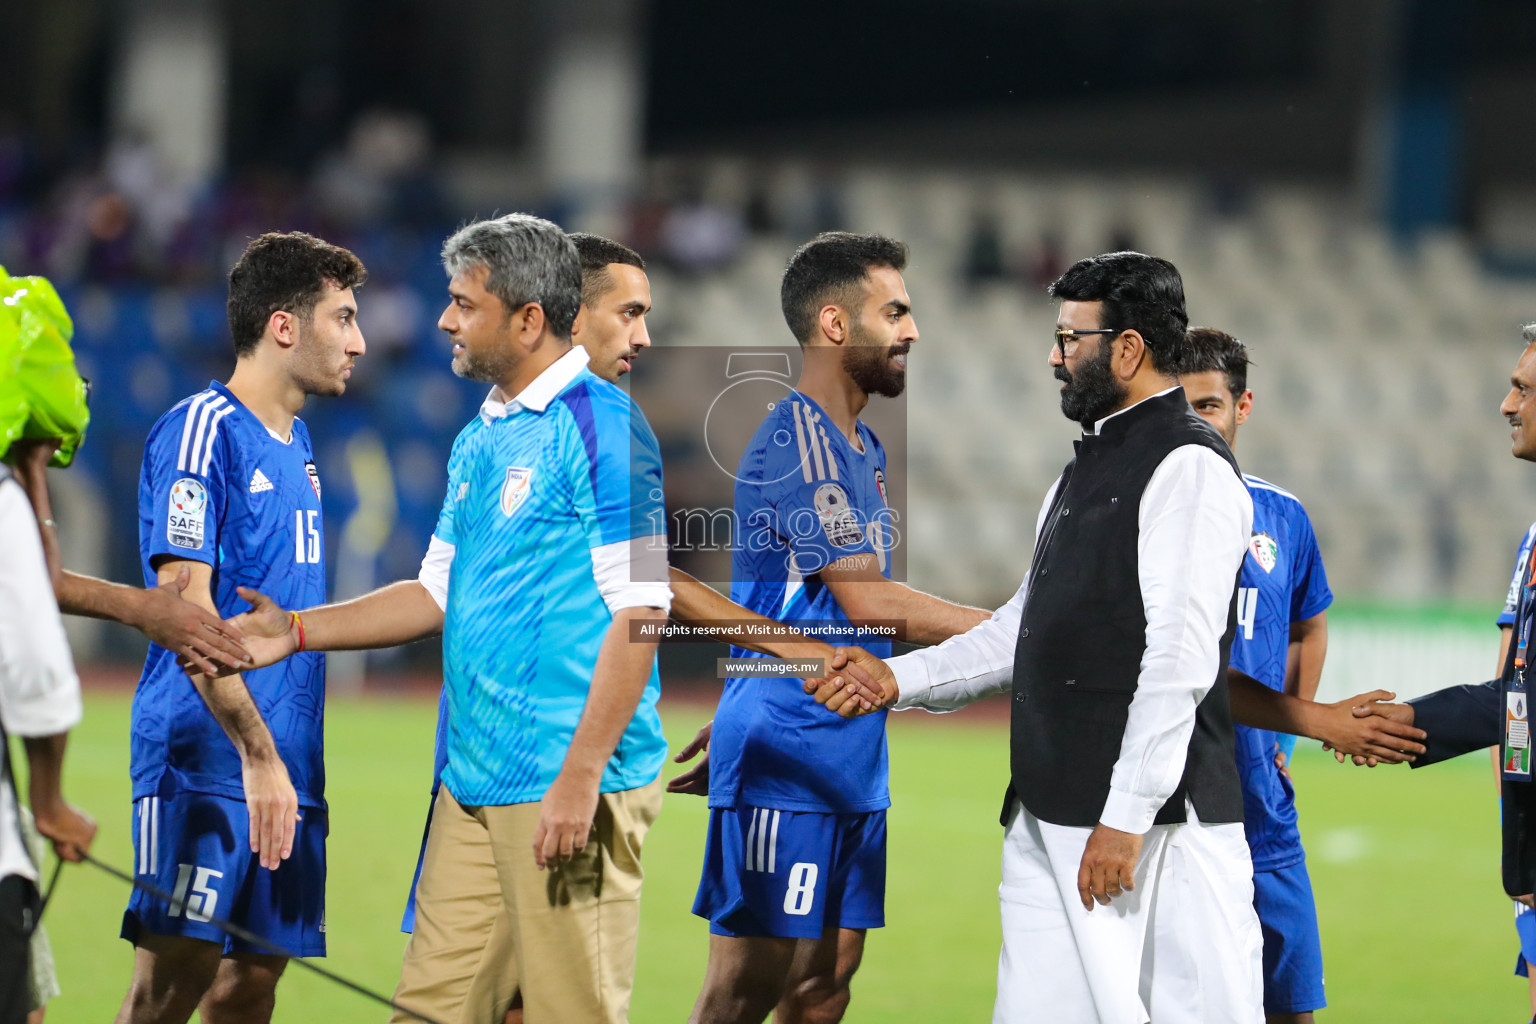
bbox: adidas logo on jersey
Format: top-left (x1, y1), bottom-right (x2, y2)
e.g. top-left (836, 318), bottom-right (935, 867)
top-left (249, 468), bottom-right (274, 494)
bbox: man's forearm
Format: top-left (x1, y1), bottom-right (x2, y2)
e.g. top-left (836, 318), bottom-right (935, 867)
top-left (58, 570), bottom-right (149, 624)
top-left (668, 569), bottom-right (833, 663)
top-left (830, 573), bottom-right (990, 645)
top-left (23, 732), bottom-right (69, 817)
top-left (300, 580), bottom-right (445, 651)
top-left (1229, 671), bottom-right (1313, 734)
top-left (189, 670), bottom-right (281, 762)
top-left (558, 608), bottom-right (663, 781)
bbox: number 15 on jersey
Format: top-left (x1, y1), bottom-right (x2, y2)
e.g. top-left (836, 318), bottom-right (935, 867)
top-left (294, 509), bottom-right (320, 564)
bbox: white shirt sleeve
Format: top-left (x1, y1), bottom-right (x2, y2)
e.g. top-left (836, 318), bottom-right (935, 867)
top-left (0, 484), bottom-right (82, 739)
top-left (888, 480), bottom-right (1061, 712)
top-left (590, 537), bottom-right (672, 615)
top-left (1098, 446), bottom-right (1253, 835)
top-left (416, 535), bottom-right (455, 612)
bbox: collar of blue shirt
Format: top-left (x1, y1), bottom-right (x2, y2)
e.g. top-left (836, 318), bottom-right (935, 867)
top-left (478, 346), bottom-right (591, 423)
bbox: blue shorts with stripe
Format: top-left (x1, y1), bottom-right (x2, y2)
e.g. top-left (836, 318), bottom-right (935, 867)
top-left (121, 789), bottom-right (327, 957)
top-left (693, 804), bottom-right (885, 940)
top-left (1513, 901), bottom-right (1536, 976)
top-left (1253, 859), bottom-right (1325, 1014)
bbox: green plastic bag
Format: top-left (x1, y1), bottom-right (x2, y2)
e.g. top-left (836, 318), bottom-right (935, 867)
top-left (0, 267), bottom-right (90, 467)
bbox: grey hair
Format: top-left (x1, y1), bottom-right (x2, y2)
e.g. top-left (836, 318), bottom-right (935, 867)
top-left (442, 213), bottom-right (583, 337)
top-left (1523, 322), bottom-right (1536, 345)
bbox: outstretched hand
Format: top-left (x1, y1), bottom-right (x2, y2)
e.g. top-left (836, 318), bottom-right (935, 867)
top-left (147, 565), bottom-right (253, 676)
top-left (804, 646), bottom-right (898, 718)
top-left (1315, 690), bottom-right (1425, 766)
top-left (217, 587), bottom-right (302, 674)
top-left (668, 720), bottom-right (712, 796)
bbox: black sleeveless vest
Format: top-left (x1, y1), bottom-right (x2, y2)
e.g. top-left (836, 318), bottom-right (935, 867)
top-left (1005, 388), bottom-right (1246, 829)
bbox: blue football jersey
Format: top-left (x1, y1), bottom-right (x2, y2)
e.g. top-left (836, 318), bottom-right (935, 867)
top-left (132, 382), bottom-right (329, 809)
top-left (1229, 474), bottom-right (1333, 872)
top-left (709, 392), bottom-right (895, 815)
top-left (1498, 523), bottom-right (1536, 628)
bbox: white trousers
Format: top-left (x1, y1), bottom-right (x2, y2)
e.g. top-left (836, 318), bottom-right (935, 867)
top-left (993, 802), bottom-right (1263, 1024)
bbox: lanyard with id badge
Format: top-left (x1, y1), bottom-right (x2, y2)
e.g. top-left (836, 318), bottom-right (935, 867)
top-left (1507, 553), bottom-right (1536, 780)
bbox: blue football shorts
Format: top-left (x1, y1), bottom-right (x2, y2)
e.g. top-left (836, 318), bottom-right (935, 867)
top-left (1513, 900), bottom-right (1536, 977)
top-left (693, 804), bottom-right (885, 940)
top-left (1253, 859), bottom-right (1326, 1014)
top-left (121, 787), bottom-right (327, 957)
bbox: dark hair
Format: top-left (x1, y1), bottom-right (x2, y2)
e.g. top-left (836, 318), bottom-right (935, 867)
top-left (569, 233), bottom-right (646, 308)
top-left (780, 232), bottom-right (909, 345)
top-left (1179, 327), bottom-right (1250, 398)
top-left (442, 213), bottom-right (582, 338)
top-left (228, 232), bottom-right (367, 357)
top-left (1048, 251), bottom-right (1188, 372)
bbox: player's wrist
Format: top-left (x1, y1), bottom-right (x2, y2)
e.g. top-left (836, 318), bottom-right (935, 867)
top-left (119, 586), bottom-right (153, 630)
top-left (553, 759), bottom-right (605, 790)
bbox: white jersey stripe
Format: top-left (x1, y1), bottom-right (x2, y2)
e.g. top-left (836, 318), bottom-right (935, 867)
top-left (137, 799), bottom-right (147, 874)
top-left (185, 396), bottom-right (229, 476)
top-left (801, 405), bottom-right (828, 481)
top-left (185, 395), bottom-right (226, 474)
top-left (1242, 474), bottom-right (1301, 503)
top-left (176, 392), bottom-right (218, 471)
top-left (150, 796), bottom-right (159, 873)
top-left (756, 806), bottom-right (770, 872)
top-left (767, 810), bottom-right (780, 874)
top-left (793, 405), bottom-right (813, 484)
top-left (816, 420), bottom-right (838, 481)
top-left (199, 405), bottom-right (235, 476)
top-left (745, 808), bottom-right (760, 871)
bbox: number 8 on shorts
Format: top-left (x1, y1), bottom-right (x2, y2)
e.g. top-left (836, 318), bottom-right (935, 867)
top-left (784, 863), bottom-right (819, 915)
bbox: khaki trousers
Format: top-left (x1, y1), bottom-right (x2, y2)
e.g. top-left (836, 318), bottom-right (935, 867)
top-left (389, 778), bottom-right (663, 1024)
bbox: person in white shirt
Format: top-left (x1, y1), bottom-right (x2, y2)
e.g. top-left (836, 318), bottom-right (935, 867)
top-left (1, 439), bottom-right (98, 1024)
top-left (806, 252), bottom-right (1425, 1024)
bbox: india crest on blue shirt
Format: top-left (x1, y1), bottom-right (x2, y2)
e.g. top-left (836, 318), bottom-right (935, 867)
top-left (501, 466), bottom-right (533, 517)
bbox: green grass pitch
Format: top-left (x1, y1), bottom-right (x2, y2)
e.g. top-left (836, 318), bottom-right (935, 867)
top-left (31, 691), bottom-right (1530, 1022)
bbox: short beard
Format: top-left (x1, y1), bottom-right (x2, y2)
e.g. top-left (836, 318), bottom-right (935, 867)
top-left (452, 341), bottom-right (517, 386)
top-left (290, 318), bottom-right (346, 397)
top-left (843, 321), bottom-right (906, 398)
top-left (1056, 341), bottom-right (1126, 428)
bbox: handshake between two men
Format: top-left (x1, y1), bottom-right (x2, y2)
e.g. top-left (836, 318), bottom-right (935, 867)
top-left (804, 645), bottom-right (1429, 769)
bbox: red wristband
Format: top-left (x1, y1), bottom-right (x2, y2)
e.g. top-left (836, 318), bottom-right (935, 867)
top-left (291, 611), bottom-right (306, 652)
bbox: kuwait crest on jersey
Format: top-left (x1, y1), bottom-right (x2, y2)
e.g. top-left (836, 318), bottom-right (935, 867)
top-left (501, 466), bottom-right (534, 517)
top-left (1248, 531), bottom-right (1279, 574)
top-left (874, 468), bottom-right (888, 506)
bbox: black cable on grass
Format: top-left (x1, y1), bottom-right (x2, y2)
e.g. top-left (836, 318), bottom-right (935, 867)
top-left (60, 851), bottom-right (449, 1024)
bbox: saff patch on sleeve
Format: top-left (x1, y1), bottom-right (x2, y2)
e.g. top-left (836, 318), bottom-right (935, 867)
top-left (167, 478), bottom-right (208, 549)
top-left (814, 482), bottom-right (864, 547)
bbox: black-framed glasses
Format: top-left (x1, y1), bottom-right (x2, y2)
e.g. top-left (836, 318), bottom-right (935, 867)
top-left (1054, 328), bottom-right (1119, 358)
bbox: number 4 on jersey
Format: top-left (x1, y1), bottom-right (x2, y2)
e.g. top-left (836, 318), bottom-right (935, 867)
top-left (294, 509), bottom-right (320, 564)
top-left (1236, 586), bottom-right (1258, 641)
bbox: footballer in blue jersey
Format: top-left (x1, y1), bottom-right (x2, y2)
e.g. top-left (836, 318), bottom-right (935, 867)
top-left (118, 233), bottom-right (365, 1024)
top-left (1182, 327), bottom-right (1332, 1023)
top-left (689, 233), bottom-right (990, 1024)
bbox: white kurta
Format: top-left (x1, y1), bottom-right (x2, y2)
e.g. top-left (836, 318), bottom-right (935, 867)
top-left (888, 390), bottom-right (1263, 1024)
top-left (0, 477), bottom-right (83, 885)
